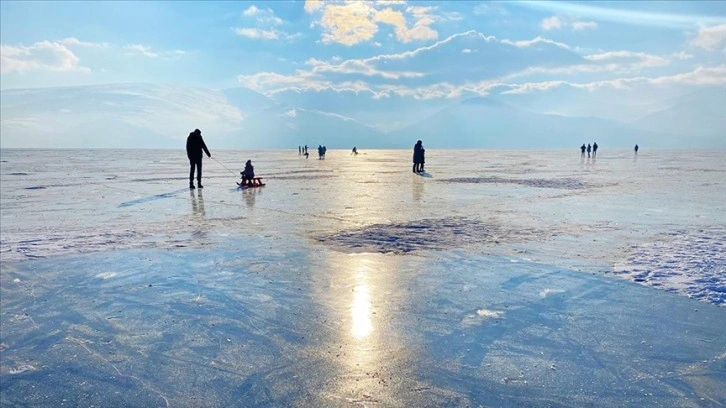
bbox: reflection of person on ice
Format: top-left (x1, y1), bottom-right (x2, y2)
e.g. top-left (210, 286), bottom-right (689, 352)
top-left (186, 129), bottom-right (211, 189)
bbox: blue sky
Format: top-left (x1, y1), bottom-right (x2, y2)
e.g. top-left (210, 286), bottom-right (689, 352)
top-left (1, 1), bottom-right (725, 148)
top-left (2, 1), bottom-right (725, 90)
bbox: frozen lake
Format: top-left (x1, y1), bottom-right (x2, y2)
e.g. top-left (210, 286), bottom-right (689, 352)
top-left (1, 148), bottom-right (725, 406)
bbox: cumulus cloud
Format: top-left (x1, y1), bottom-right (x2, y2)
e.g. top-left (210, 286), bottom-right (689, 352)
top-left (304, 0), bottom-right (439, 46)
top-left (690, 24), bottom-right (726, 52)
top-left (541, 15), bottom-right (598, 31)
top-left (541, 16), bottom-right (563, 30)
top-left (1, 40), bottom-right (90, 74)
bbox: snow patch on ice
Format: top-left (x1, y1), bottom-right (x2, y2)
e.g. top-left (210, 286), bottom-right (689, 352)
top-left (316, 216), bottom-right (543, 254)
top-left (442, 176), bottom-right (602, 190)
top-left (462, 308), bottom-right (504, 326)
top-left (613, 227), bottom-right (726, 306)
top-left (539, 288), bottom-right (565, 298)
top-left (95, 272), bottom-right (117, 279)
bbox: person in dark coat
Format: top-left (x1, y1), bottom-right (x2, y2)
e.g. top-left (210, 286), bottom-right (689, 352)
top-left (580, 144), bottom-right (586, 158)
top-left (592, 142), bottom-right (598, 158)
top-left (186, 129), bottom-right (211, 189)
top-left (240, 160), bottom-right (255, 186)
top-left (586, 143), bottom-right (592, 158)
top-left (413, 140), bottom-right (424, 173)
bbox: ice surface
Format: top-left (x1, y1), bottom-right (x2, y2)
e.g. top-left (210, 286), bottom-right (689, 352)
top-left (1, 148), bottom-right (725, 406)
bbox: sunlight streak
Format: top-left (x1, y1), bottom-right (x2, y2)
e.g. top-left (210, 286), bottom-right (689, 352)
top-left (351, 284), bottom-right (372, 338)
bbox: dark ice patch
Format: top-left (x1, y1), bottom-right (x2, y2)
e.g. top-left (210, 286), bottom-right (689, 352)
top-left (316, 216), bottom-right (542, 254)
top-left (24, 186), bottom-right (47, 190)
top-left (9, 172), bottom-right (29, 176)
top-left (442, 176), bottom-right (596, 190)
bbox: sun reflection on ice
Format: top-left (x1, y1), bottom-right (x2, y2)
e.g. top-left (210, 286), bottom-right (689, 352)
top-left (351, 284), bottom-right (372, 338)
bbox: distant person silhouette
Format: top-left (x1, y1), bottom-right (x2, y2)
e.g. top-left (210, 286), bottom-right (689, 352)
top-left (580, 144), bottom-right (586, 158)
top-left (413, 140), bottom-right (425, 173)
top-left (634, 144), bottom-right (639, 154)
top-left (586, 144), bottom-right (592, 158)
top-left (318, 145), bottom-right (323, 159)
top-left (304, 145), bottom-right (308, 155)
top-left (592, 142), bottom-right (598, 158)
top-left (186, 129), bottom-right (211, 189)
top-left (322, 146), bottom-right (327, 159)
top-left (352, 146), bottom-right (358, 155)
top-left (298, 145), bottom-right (301, 155)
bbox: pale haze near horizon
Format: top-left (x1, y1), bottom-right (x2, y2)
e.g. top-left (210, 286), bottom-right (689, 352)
top-left (1, 1), bottom-right (725, 149)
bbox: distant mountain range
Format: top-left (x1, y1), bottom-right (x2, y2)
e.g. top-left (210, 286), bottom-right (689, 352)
top-left (1, 83), bottom-right (724, 149)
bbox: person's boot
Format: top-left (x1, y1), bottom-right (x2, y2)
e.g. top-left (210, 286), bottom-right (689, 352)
top-left (189, 182), bottom-right (195, 189)
top-left (197, 180), bottom-right (203, 188)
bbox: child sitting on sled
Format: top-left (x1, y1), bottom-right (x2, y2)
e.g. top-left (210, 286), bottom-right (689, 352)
top-left (240, 160), bottom-right (254, 186)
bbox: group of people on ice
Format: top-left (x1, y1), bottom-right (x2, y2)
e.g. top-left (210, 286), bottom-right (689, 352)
top-left (580, 142), bottom-right (599, 159)
top-left (188, 129), bottom-right (431, 188)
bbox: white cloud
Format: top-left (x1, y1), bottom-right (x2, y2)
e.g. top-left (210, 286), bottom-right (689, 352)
top-left (305, 56), bottom-right (424, 79)
top-left (123, 44), bottom-right (186, 59)
top-left (541, 16), bottom-right (563, 30)
top-left (584, 51), bottom-right (669, 68)
top-left (124, 44), bottom-right (158, 58)
top-left (123, 44), bottom-right (185, 59)
top-left (59, 37), bottom-right (109, 48)
top-left (242, 5), bottom-right (283, 26)
top-left (304, 0), bottom-right (440, 46)
top-left (671, 51), bottom-right (694, 60)
top-left (502, 65), bottom-right (726, 94)
top-left (572, 21), bottom-right (598, 31)
top-left (238, 5), bottom-right (298, 41)
top-left (501, 36), bottom-right (571, 50)
top-left (286, 109), bottom-right (297, 118)
top-left (304, 0), bottom-right (324, 14)
top-left (541, 15), bottom-right (598, 31)
top-left (1, 40), bottom-right (90, 74)
top-left (690, 24), bottom-right (726, 51)
top-left (318, 2), bottom-right (379, 46)
top-left (243, 5), bottom-right (260, 16)
top-left (237, 28), bottom-right (722, 104)
top-left (235, 28), bottom-right (280, 40)
top-left (234, 27), bottom-right (301, 41)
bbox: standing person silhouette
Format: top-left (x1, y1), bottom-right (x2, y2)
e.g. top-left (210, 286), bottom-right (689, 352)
top-left (186, 129), bottom-right (211, 189)
top-left (586, 144), bottom-right (592, 158)
top-left (413, 140), bottom-right (424, 173)
top-left (592, 142), bottom-right (598, 158)
top-left (580, 144), bottom-right (586, 158)
top-left (634, 144), bottom-right (639, 154)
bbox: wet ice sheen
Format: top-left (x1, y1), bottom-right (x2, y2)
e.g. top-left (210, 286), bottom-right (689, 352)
top-left (1, 148), bottom-right (725, 406)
